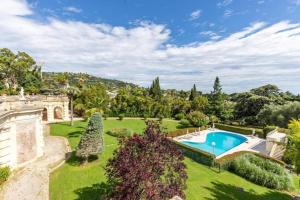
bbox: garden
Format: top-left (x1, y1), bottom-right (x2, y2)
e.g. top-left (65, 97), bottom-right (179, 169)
top-left (49, 118), bottom-right (299, 200)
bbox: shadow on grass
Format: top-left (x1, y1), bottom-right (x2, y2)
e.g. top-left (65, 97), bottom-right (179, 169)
top-left (66, 152), bottom-right (100, 166)
top-left (68, 131), bottom-right (84, 138)
top-left (203, 182), bottom-right (292, 200)
top-left (74, 182), bottom-right (112, 200)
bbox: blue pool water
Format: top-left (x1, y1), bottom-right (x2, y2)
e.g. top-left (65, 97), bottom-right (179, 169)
top-left (181, 131), bottom-right (247, 156)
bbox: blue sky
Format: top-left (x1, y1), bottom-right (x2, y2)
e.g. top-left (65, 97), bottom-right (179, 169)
top-left (1, 0), bottom-right (300, 93)
top-left (30, 0), bottom-right (300, 44)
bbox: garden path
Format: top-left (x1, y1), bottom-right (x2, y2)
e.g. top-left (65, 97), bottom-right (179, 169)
top-left (0, 136), bottom-right (70, 200)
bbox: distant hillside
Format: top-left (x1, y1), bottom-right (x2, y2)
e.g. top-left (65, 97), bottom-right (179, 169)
top-left (41, 72), bottom-right (137, 94)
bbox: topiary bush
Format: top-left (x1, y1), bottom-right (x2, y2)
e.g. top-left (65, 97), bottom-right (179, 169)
top-left (0, 166), bottom-right (10, 185)
top-left (76, 112), bottom-right (104, 164)
top-left (107, 128), bottom-right (133, 138)
top-left (187, 111), bottom-right (209, 127)
top-left (229, 153), bottom-right (293, 190)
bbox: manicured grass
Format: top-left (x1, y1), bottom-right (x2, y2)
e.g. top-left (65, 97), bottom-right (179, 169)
top-left (50, 118), bottom-right (294, 200)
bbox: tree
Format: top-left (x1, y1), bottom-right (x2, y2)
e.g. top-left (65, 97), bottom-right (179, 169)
top-left (257, 102), bottom-right (300, 127)
top-left (209, 77), bottom-right (225, 119)
top-left (234, 93), bottom-right (271, 124)
top-left (76, 113), bottom-right (104, 164)
top-left (287, 119), bottom-right (300, 174)
top-left (0, 48), bottom-right (42, 94)
top-left (105, 121), bottom-right (187, 200)
top-left (74, 83), bottom-right (109, 116)
top-left (187, 111), bottom-right (209, 127)
top-left (65, 86), bottom-right (80, 126)
top-left (191, 96), bottom-right (209, 112)
top-left (149, 77), bottom-right (162, 99)
top-left (189, 84), bottom-right (197, 101)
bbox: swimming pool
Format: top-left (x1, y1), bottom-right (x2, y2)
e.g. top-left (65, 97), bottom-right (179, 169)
top-left (180, 131), bottom-right (247, 156)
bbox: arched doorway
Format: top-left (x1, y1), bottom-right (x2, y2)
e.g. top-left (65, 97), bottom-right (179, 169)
top-left (54, 107), bottom-right (63, 119)
top-left (42, 108), bottom-right (48, 121)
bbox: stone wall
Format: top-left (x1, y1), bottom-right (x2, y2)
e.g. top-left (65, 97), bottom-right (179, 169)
top-left (0, 95), bottom-right (69, 122)
top-left (0, 95), bottom-right (69, 169)
top-left (0, 103), bottom-right (44, 169)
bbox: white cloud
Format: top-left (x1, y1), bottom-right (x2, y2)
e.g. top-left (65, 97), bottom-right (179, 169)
top-left (293, 0), bottom-right (300, 5)
top-left (1, 0), bottom-right (300, 93)
top-left (224, 9), bottom-right (233, 17)
top-left (63, 6), bottom-right (82, 13)
top-left (189, 10), bottom-right (202, 21)
top-left (200, 31), bottom-right (222, 40)
top-left (217, 0), bottom-right (233, 8)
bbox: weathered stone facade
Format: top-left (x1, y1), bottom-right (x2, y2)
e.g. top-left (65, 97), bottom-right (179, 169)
top-left (0, 108), bottom-right (44, 168)
top-left (0, 95), bottom-right (69, 169)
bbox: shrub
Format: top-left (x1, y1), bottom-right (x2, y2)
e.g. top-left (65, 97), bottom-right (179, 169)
top-left (187, 111), bottom-right (209, 127)
top-left (215, 123), bottom-right (264, 138)
top-left (107, 128), bottom-right (133, 138)
top-left (175, 113), bottom-right (185, 120)
top-left (229, 154), bottom-right (293, 190)
top-left (118, 113), bottom-right (124, 120)
top-left (179, 119), bottom-right (190, 128)
top-left (0, 167), bottom-right (10, 185)
top-left (167, 127), bottom-right (204, 138)
top-left (76, 113), bottom-right (104, 164)
top-left (105, 121), bottom-right (187, 199)
top-left (209, 115), bottom-right (219, 123)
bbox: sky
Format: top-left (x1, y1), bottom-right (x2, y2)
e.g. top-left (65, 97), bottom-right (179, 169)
top-left (1, 0), bottom-right (300, 93)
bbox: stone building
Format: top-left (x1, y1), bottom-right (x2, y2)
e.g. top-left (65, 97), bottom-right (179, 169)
top-left (0, 95), bottom-right (69, 169)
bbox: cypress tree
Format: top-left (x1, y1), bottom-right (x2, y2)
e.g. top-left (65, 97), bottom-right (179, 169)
top-left (189, 84), bottom-right (197, 101)
top-left (76, 112), bottom-right (104, 164)
top-left (149, 77), bottom-right (161, 99)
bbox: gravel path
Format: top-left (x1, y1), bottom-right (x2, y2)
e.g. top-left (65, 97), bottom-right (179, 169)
top-left (0, 136), bottom-right (69, 200)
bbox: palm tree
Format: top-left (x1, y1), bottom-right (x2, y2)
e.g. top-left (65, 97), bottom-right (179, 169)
top-left (65, 86), bottom-right (80, 126)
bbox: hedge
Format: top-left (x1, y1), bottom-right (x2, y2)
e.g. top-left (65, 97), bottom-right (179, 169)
top-left (170, 139), bottom-right (215, 166)
top-left (215, 123), bottom-right (264, 138)
top-left (216, 150), bottom-right (285, 170)
top-left (167, 127), bottom-right (207, 138)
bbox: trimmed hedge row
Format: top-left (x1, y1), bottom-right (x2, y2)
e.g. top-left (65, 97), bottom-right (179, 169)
top-left (215, 123), bottom-right (264, 138)
top-left (170, 139), bottom-right (214, 166)
top-left (167, 127), bottom-right (207, 138)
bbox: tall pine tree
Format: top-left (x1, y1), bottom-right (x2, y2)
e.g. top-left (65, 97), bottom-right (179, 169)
top-left (76, 112), bottom-right (104, 164)
top-left (189, 84), bottom-right (197, 101)
top-left (210, 76), bottom-right (225, 119)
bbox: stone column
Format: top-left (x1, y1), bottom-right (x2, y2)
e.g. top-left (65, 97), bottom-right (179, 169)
top-left (47, 105), bottom-right (54, 122)
top-left (63, 102), bottom-right (69, 121)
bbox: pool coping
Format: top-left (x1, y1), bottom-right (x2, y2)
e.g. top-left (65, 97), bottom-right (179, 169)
top-left (173, 129), bottom-right (264, 159)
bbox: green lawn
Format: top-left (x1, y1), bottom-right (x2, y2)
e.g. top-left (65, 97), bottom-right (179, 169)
top-left (50, 118), bottom-right (295, 200)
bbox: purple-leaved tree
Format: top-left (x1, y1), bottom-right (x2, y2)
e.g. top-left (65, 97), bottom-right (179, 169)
top-left (105, 121), bottom-right (187, 200)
